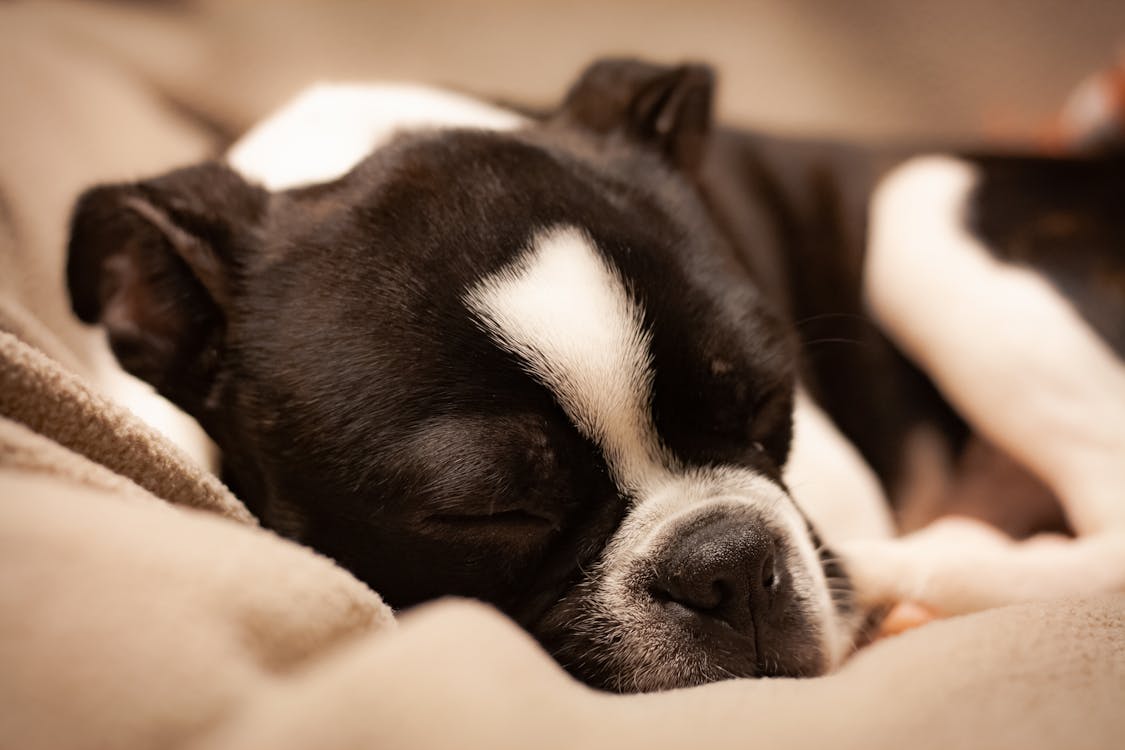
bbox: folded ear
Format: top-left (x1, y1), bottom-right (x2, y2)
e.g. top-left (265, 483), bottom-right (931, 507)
top-left (556, 58), bottom-right (715, 172)
top-left (66, 162), bottom-right (266, 417)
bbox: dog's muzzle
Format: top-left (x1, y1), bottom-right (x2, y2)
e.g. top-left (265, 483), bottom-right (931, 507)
top-left (650, 510), bottom-right (780, 641)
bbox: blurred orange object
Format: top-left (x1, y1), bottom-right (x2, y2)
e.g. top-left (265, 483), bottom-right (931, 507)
top-left (1048, 49), bottom-right (1125, 152)
top-left (879, 602), bottom-right (939, 638)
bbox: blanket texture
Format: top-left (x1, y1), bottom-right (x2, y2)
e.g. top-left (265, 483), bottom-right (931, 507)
top-left (1, 3), bottom-right (1123, 748)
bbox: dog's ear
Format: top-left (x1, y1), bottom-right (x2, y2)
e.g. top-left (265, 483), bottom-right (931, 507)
top-left (67, 162), bottom-right (266, 416)
top-left (557, 58), bottom-right (715, 172)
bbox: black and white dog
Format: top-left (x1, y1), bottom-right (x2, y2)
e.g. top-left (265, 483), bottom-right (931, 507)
top-left (66, 59), bottom-right (1125, 692)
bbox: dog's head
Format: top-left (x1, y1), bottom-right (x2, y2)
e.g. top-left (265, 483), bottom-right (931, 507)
top-left (67, 59), bottom-right (862, 691)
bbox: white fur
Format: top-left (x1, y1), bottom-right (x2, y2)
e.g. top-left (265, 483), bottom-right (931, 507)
top-left (866, 156), bottom-right (1125, 536)
top-left (840, 520), bottom-right (1125, 614)
top-left (465, 225), bottom-right (670, 495)
top-left (848, 155), bottom-right (1125, 616)
top-left (92, 347), bottom-right (217, 470)
top-left (783, 387), bottom-right (894, 543)
top-left (467, 225), bottom-right (847, 667)
top-left (227, 83), bottom-right (527, 190)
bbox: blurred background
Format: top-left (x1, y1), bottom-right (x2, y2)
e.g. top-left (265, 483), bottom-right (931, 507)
top-left (1, 0), bottom-right (1123, 447)
top-left (5, 0), bottom-right (1125, 143)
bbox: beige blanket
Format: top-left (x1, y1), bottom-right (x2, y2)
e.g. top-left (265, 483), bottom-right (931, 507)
top-left (2, 3), bottom-right (1122, 748)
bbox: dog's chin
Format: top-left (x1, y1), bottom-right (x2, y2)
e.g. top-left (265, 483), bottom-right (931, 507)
top-left (536, 584), bottom-right (836, 693)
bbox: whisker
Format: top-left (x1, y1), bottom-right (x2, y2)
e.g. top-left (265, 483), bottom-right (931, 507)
top-left (793, 312), bottom-right (869, 328)
top-left (801, 336), bottom-right (865, 348)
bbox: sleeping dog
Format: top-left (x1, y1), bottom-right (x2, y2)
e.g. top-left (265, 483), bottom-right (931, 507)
top-left (65, 59), bottom-right (1125, 692)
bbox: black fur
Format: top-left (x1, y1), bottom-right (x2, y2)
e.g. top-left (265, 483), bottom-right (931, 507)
top-left (966, 152), bottom-right (1125, 356)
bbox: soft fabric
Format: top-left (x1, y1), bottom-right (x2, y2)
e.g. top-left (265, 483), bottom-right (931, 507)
top-left (0, 332), bottom-right (248, 522)
top-left (1, 3), bottom-right (1122, 749)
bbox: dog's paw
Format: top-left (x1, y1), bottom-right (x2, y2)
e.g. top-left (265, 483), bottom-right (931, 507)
top-left (839, 519), bottom-right (1125, 617)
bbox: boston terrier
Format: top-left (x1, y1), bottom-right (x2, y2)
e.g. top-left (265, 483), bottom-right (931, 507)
top-left (65, 59), bottom-right (1125, 692)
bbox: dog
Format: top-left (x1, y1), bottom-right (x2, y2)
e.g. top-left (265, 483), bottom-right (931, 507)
top-left (65, 58), bottom-right (1125, 692)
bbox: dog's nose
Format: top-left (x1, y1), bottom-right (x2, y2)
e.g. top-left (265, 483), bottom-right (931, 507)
top-left (649, 514), bottom-right (780, 634)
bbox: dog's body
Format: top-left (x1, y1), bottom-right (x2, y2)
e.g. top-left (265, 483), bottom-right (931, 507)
top-left (66, 60), bottom-right (1125, 692)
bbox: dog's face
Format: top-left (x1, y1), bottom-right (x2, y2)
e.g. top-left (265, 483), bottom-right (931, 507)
top-left (67, 60), bottom-right (861, 691)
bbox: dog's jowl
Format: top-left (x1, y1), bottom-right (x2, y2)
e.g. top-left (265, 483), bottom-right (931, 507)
top-left (65, 58), bottom-right (1125, 691)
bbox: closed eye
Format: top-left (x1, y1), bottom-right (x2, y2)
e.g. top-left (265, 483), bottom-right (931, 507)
top-left (428, 509), bottom-right (558, 531)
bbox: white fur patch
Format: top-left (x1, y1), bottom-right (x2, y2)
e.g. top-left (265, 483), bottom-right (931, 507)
top-left (783, 387), bottom-right (894, 543)
top-left (227, 83), bottom-right (527, 190)
top-left (467, 225), bottom-right (846, 666)
top-left (867, 156), bottom-right (1125, 535)
top-left (95, 350), bottom-right (217, 471)
top-left (465, 225), bottom-right (670, 496)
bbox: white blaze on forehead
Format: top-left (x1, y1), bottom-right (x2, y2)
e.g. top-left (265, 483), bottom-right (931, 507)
top-left (227, 83), bottom-right (528, 190)
top-left (466, 226), bottom-right (672, 495)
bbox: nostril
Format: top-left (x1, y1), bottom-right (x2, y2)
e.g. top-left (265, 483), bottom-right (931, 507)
top-left (649, 576), bottom-right (725, 613)
top-left (760, 549), bottom-right (778, 592)
top-left (712, 577), bottom-right (735, 606)
top-left (649, 582), bottom-right (673, 604)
